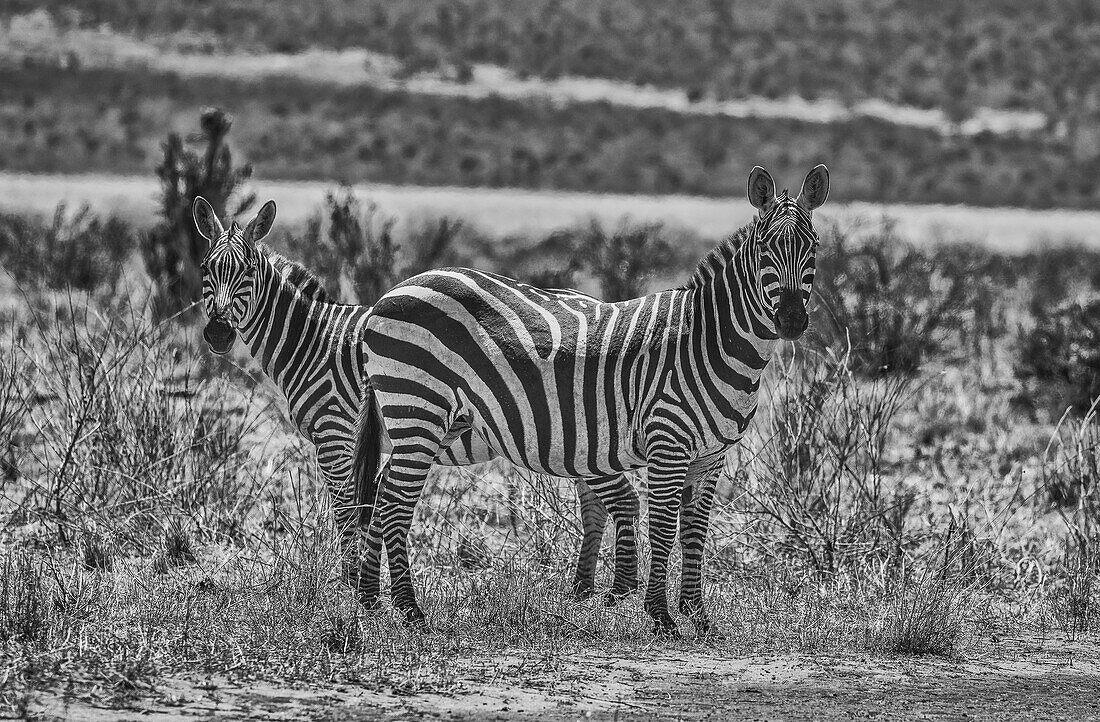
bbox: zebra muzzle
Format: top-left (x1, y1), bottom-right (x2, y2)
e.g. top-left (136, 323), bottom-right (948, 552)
top-left (203, 318), bottom-right (236, 354)
top-left (773, 289), bottom-right (808, 340)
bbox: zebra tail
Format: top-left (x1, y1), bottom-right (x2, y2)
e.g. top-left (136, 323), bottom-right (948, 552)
top-left (352, 382), bottom-right (384, 529)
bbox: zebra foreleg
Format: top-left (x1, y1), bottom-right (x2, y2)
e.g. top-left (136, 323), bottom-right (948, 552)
top-left (332, 493), bottom-right (383, 610)
top-left (677, 458), bottom-right (723, 636)
top-left (643, 458), bottom-right (690, 637)
top-left (327, 469), bottom-right (382, 610)
top-left (582, 474), bottom-right (640, 605)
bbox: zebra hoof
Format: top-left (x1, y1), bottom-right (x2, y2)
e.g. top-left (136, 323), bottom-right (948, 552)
top-left (570, 579), bottom-right (596, 601)
top-left (690, 615), bottom-right (712, 637)
top-left (679, 602), bottom-right (711, 636)
top-left (398, 604), bottom-right (430, 631)
top-left (650, 614), bottom-right (680, 639)
top-left (357, 593), bottom-right (384, 613)
top-left (603, 586), bottom-right (638, 607)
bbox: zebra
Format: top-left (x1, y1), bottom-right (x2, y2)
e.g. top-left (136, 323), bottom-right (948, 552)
top-left (352, 164), bottom-right (830, 635)
top-left (191, 197), bottom-right (641, 603)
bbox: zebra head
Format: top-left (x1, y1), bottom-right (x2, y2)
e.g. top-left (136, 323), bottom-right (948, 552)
top-left (193, 196), bottom-right (277, 355)
top-left (747, 165), bottom-right (830, 341)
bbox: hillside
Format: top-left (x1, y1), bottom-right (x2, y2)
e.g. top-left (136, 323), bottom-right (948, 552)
top-left (3, 4), bottom-right (1100, 208)
top-left (9, 0), bottom-right (1100, 121)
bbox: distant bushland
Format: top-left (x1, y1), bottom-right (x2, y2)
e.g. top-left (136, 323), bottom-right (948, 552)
top-left (3, 65), bottom-right (1100, 209)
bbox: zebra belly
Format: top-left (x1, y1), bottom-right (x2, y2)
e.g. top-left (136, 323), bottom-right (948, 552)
top-left (367, 342), bottom-right (648, 479)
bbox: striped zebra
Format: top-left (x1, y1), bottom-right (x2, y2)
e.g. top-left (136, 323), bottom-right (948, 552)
top-left (353, 165), bottom-right (830, 635)
top-left (191, 197), bottom-right (641, 603)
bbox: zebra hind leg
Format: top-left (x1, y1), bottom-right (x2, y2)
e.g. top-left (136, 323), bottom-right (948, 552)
top-left (571, 480), bottom-right (608, 600)
top-left (379, 444), bottom-right (437, 630)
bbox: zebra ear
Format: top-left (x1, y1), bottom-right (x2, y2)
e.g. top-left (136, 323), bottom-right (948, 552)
top-left (747, 166), bottom-right (776, 211)
top-left (192, 196), bottom-right (224, 244)
top-left (797, 164), bottom-right (830, 211)
top-left (243, 200), bottom-right (277, 247)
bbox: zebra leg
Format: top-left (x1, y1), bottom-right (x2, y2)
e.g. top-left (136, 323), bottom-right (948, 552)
top-left (584, 474), bottom-right (640, 605)
top-left (316, 439), bottom-right (382, 610)
top-left (677, 458), bottom-right (723, 635)
top-left (643, 459), bottom-right (689, 637)
top-left (331, 486), bottom-right (379, 608)
top-left (571, 480), bottom-right (608, 600)
top-left (379, 443), bottom-right (438, 629)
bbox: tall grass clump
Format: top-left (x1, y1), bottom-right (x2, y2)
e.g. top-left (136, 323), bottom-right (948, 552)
top-left (1040, 407), bottom-right (1100, 633)
top-left (814, 222), bottom-right (971, 375)
top-left (0, 204), bottom-right (133, 295)
top-left (142, 107), bottom-right (255, 320)
top-left (865, 566), bottom-right (975, 656)
top-left (0, 551), bottom-right (53, 648)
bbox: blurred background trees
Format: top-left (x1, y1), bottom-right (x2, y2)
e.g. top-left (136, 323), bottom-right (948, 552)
top-left (141, 108), bottom-right (255, 320)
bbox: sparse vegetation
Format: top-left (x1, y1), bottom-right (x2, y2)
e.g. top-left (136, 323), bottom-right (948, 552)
top-left (1, 193), bottom-right (1098, 714)
top-left (10, 0), bottom-right (1100, 129)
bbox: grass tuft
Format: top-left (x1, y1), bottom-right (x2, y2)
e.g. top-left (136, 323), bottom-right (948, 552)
top-left (867, 572), bottom-right (975, 656)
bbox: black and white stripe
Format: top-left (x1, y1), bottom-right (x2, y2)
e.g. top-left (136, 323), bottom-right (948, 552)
top-left (192, 197), bottom-right (641, 604)
top-left (354, 165), bottom-right (830, 634)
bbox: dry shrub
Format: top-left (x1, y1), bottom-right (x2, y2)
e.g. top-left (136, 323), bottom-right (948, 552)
top-left (1017, 296), bottom-right (1100, 415)
top-left (294, 186), bottom-right (397, 304)
top-left (0, 333), bottom-right (29, 484)
top-left (287, 187), bottom-right (472, 303)
top-left (814, 222), bottom-right (971, 376)
top-left (14, 295), bottom-right (278, 551)
top-left (745, 352), bottom-right (916, 577)
top-left (0, 204), bottom-right (133, 295)
top-left (142, 107), bottom-right (255, 320)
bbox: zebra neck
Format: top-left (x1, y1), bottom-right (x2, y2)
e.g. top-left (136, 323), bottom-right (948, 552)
top-left (693, 240), bottom-right (777, 379)
top-left (236, 260), bottom-right (349, 394)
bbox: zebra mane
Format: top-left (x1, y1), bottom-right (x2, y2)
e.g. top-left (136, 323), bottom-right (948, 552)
top-left (258, 244), bottom-right (335, 303)
top-left (683, 222), bottom-right (753, 289)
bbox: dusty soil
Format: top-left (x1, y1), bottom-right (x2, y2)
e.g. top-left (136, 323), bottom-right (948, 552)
top-left (27, 634), bottom-right (1100, 721)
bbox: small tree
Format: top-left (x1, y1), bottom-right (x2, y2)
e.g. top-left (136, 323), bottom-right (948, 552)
top-left (142, 108), bottom-right (255, 320)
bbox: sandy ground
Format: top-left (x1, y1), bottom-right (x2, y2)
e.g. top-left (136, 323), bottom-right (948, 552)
top-left (28, 635), bottom-right (1100, 721)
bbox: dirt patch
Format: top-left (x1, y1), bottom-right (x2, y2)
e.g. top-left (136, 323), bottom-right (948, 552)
top-left (25, 635), bottom-right (1100, 721)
